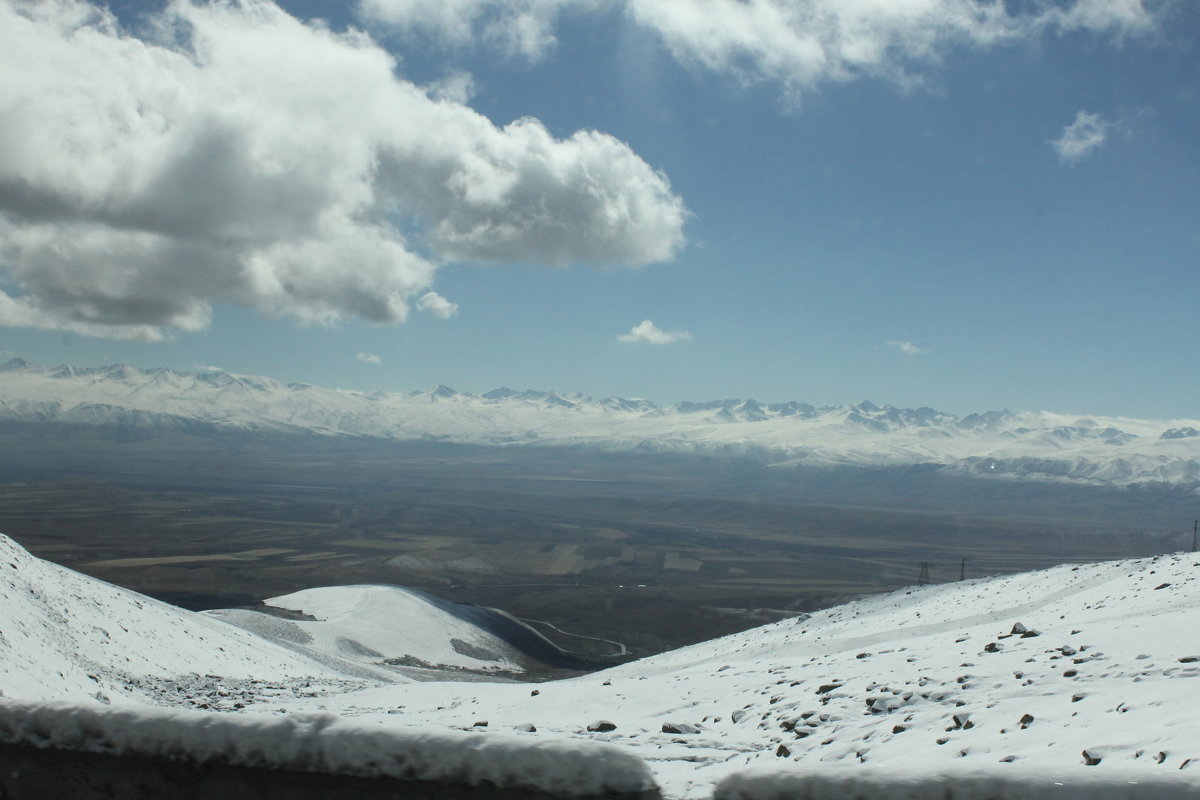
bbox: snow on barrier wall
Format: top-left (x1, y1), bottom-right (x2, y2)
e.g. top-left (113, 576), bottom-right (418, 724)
top-left (0, 699), bottom-right (660, 800)
top-left (713, 766), bottom-right (1200, 800)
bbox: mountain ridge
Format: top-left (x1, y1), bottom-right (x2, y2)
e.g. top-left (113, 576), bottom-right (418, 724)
top-left (2, 358), bottom-right (1198, 488)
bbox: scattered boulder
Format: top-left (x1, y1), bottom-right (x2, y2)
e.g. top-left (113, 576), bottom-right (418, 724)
top-left (776, 744), bottom-right (791, 757)
top-left (1019, 714), bottom-right (1035, 729)
top-left (587, 720), bottom-right (617, 733)
top-left (816, 683), bottom-right (842, 694)
top-left (867, 696), bottom-right (903, 714)
top-left (1154, 583), bottom-right (1171, 590)
top-left (731, 709), bottom-right (748, 723)
top-left (661, 722), bottom-right (700, 735)
top-left (514, 722), bottom-right (536, 732)
top-left (984, 642), bottom-right (1002, 653)
top-left (1179, 656), bottom-right (1199, 664)
top-left (1011, 622), bottom-right (1028, 635)
top-left (1083, 750), bottom-right (1102, 766)
top-left (948, 713), bottom-right (973, 731)
top-left (473, 721), bottom-right (488, 727)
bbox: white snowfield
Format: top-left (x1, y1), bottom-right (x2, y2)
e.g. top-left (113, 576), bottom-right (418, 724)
top-left (2, 359), bottom-right (1199, 487)
top-left (3, 534), bottom-right (1199, 798)
top-left (282, 550), bottom-right (1200, 798)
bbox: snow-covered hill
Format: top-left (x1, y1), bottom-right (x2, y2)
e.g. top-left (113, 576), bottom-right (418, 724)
top-left (0, 533), bottom-right (373, 704)
top-left (2, 532), bottom-right (1197, 798)
top-left (2, 359), bottom-right (1199, 487)
top-left (207, 585), bottom-right (572, 676)
top-left (0, 534), bottom-right (571, 705)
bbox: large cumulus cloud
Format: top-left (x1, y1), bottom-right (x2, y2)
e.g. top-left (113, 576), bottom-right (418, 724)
top-left (0, 0), bottom-right (685, 340)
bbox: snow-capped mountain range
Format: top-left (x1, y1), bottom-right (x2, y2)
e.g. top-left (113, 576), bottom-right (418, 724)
top-left (1, 532), bottom-right (1197, 798)
top-left (2, 359), bottom-right (1198, 487)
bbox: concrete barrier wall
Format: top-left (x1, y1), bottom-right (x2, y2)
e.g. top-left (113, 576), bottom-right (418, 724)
top-left (713, 766), bottom-right (1200, 800)
top-left (0, 743), bottom-right (591, 800)
top-left (0, 699), bottom-right (660, 800)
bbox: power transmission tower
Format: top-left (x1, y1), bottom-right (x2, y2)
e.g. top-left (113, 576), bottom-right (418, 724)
top-left (918, 561), bottom-right (931, 585)
top-left (959, 558), bottom-right (967, 581)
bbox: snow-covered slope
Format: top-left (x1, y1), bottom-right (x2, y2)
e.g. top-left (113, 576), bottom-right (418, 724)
top-left (2, 532), bottom-right (1199, 798)
top-left (274, 551), bottom-right (1200, 798)
top-left (0, 533), bottom-right (376, 704)
top-left (207, 585), bottom-right (566, 676)
top-left (2, 359), bottom-right (1199, 487)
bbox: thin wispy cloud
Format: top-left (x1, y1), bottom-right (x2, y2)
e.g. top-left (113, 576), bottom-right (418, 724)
top-left (886, 340), bottom-right (928, 356)
top-left (424, 71), bottom-right (477, 104)
top-left (1052, 111), bottom-right (1110, 163)
top-left (360, 0), bottom-right (583, 61)
top-left (364, 0), bottom-right (1160, 98)
top-left (619, 319), bottom-right (692, 345)
top-left (416, 291), bottom-right (460, 319)
top-left (195, 364), bottom-right (226, 372)
top-left (356, 352), bottom-right (383, 365)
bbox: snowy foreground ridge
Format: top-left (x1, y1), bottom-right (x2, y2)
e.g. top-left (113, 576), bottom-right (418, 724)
top-left (3, 359), bottom-right (1200, 487)
top-left (2, 533), bottom-right (1199, 798)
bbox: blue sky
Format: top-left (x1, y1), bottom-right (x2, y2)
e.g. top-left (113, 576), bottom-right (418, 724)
top-left (1, 0), bottom-right (1197, 417)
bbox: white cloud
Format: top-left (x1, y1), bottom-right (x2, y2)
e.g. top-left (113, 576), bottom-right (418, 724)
top-left (417, 291), bottom-right (460, 319)
top-left (886, 340), bottom-right (928, 356)
top-left (1052, 110), bottom-right (1110, 163)
top-left (359, 0), bottom-right (594, 61)
top-left (195, 364), bottom-right (226, 372)
top-left (357, 352), bottom-right (383, 365)
top-left (363, 0), bottom-right (1158, 98)
top-left (0, 0), bottom-right (685, 340)
top-left (618, 319), bottom-right (692, 344)
top-left (624, 0), bottom-right (1158, 98)
top-left (425, 71), bottom-right (477, 104)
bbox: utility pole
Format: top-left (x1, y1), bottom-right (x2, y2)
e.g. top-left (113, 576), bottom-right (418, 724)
top-left (1193, 519), bottom-right (1197, 553)
top-left (959, 558), bottom-right (967, 581)
top-left (918, 561), bottom-right (931, 585)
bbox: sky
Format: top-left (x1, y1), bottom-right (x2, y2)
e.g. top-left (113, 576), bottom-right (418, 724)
top-left (0, 0), bottom-right (1197, 418)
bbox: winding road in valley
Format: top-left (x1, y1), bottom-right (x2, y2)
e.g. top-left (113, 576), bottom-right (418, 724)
top-left (519, 617), bottom-right (629, 658)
